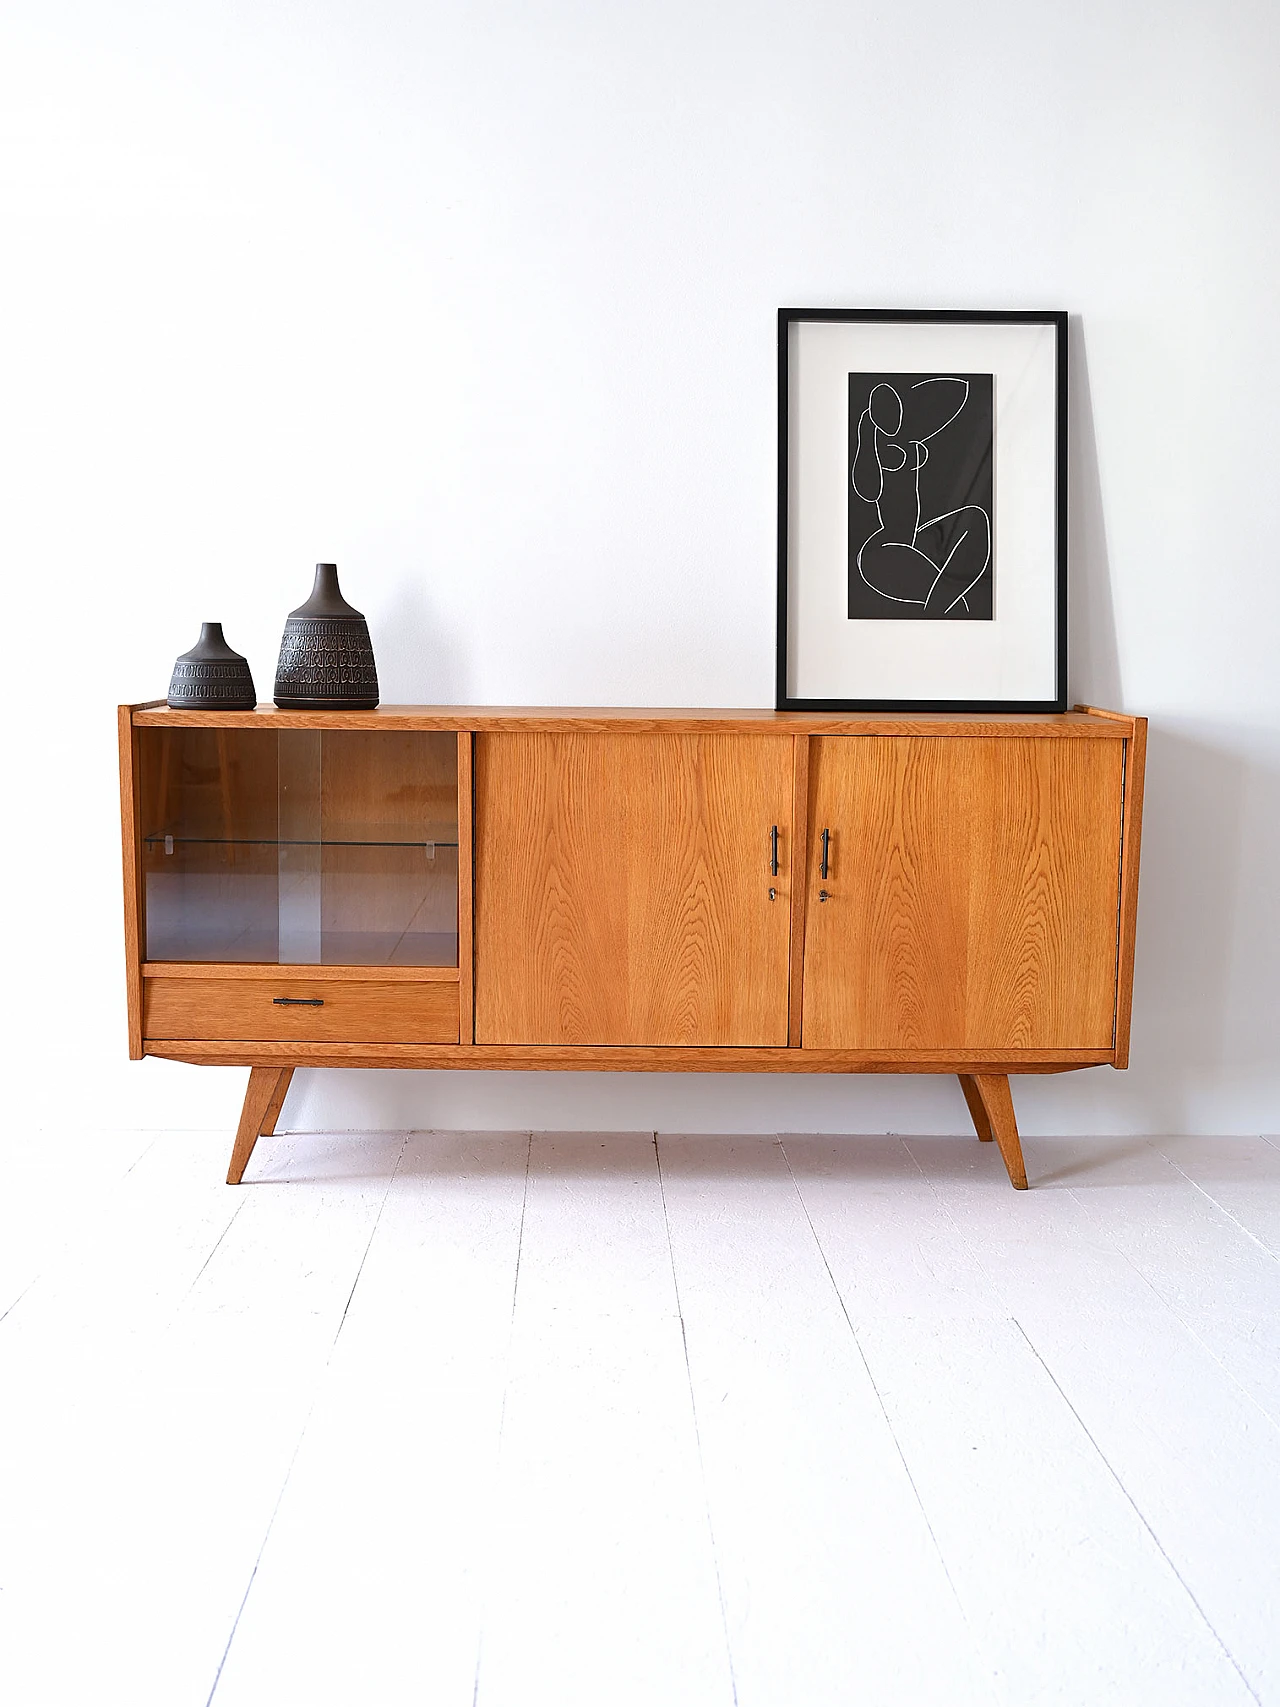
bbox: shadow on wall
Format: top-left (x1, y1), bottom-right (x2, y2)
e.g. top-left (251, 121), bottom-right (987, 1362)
top-left (1015, 721), bottom-right (1272, 1137)
top-left (1068, 315), bottom-right (1122, 709)
top-left (1032, 317), bottom-right (1266, 1132)
top-left (282, 1066), bottom-right (969, 1140)
top-left (1062, 318), bottom-right (1275, 1131)
top-left (1126, 720), bottom-right (1259, 1125)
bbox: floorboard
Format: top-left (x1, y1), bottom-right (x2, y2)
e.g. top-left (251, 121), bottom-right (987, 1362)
top-left (898, 1133), bottom-right (1277, 1704)
top-left (1016, 1305), bottom-right (1280, 1703)
top-left (0, 1127), bottom-right (405, 1707)
top-left (1045, 1138), bottom-right (1280, 1429)
top-left (0, 1126), bottom-right (155, 1322)
top-left (659, 1135), bottom-right (986, 1707)
top-left (211, 1133), bottom-right (531, 1707)
top-left (472, 1133), bottom-right (732, 1707)
top-left (2, 1127), bottom-right (1278, 1707)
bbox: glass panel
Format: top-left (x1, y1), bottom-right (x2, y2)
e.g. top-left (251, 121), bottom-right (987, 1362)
top-left (317, 730), bottom-right (459, 966)
top-left (140, 728), bottom-right (280, 961)
top-left (139, 728), bottom-right (459, 966)
top-left (279, 730), bottom-right (322, 963)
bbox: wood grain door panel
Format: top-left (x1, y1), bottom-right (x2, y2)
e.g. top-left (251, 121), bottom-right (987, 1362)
top-left (474, 733), bottom-right (793, 1045)
top-left (802, 737), bottom-right (1123, 1050)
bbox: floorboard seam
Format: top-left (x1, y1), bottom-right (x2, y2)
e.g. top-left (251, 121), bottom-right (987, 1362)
top-left (779, 1136), bottom-right (986, 1678)
top-left (1013, 1318), bottom-right (1263, 1706)
top-left (121, 1134), bottom-right (161, 1176)
top-left (471, 1131), bottom-right (533, 1707)
top-left (904, 1140), bottom-right (1280, 1446)
top-left (1153, 1147), bottom-right (1280, 1262)
top-left (202, 1132), bottom-right (411, 1706)
top-left (899, 1134), bottom-right (1206, 1332)
top-left (331, 1132), bottom-right (411, 1344)
top-left (181, 1199), bottom-right (250, 1302)
top-left (655, 1133), bottom-right (740, 1707)
top-left (0, 1280), bottom-right (36, 1329)
top-left (1065, 1185), bottom-right (1280, 1434)
top-left (0, 1134), bottom-right (165, 1328)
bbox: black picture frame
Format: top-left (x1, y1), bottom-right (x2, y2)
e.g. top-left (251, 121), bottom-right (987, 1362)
top-left (776, 308), bottom-right (1068, 713)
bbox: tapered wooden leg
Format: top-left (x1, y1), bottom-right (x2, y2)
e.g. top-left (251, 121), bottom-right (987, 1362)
top-left (227, 1067), bottom-right (289, 1185)
top-left (958, 1074), bottom-right (993, 1141)
top-left (259, 1067), bottom-right (294, 1137)
top-left (971, 1073), bottom-right (1028, 1190)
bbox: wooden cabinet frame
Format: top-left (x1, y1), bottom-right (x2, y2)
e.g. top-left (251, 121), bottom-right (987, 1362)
top-left (120, 704), bottom-right (1146, 1190)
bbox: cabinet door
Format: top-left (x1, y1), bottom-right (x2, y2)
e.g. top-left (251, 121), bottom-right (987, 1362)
top-left (474, 733), bottom-right (793, 1045)
top-left (802, 737), bottom-right (1124, 1050)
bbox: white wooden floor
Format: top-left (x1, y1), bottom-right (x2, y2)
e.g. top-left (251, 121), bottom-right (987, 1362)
top-left (2, 1124), bottom-right (1280, 1707)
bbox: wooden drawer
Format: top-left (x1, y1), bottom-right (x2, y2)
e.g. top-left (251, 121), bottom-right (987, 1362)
top-left (144, 976), bottom-right (459, 1044)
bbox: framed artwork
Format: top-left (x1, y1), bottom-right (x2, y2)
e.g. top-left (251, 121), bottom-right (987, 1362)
top-left (776, 308), bottom-right (1067, 712)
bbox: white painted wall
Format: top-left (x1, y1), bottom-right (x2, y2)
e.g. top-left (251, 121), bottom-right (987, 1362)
top-left (4, 0), bottom-right (1277, 1137)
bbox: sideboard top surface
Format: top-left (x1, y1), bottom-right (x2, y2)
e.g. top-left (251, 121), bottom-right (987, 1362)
top-left (128, 703), bottom-right (1135, 737)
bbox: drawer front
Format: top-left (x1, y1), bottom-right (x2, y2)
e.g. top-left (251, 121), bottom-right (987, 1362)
top-left (144, 977), bottom-right (459, 1044)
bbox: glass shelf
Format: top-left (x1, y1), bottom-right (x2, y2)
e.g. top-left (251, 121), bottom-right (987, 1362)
top-left (145, 836), bottom-right (459, 849)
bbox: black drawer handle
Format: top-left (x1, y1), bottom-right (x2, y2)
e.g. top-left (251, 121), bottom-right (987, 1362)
top-left (273, 997), bottom-right (324, 1007)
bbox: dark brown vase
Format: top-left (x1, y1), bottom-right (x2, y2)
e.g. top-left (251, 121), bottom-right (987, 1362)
top-left (167, 622), bottom-right (257, 709)
top-left (273, 563), bottom-right (379, 709)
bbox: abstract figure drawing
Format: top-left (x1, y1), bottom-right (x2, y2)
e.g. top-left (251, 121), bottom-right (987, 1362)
top-left (849, 375), bottom-right (993, 620)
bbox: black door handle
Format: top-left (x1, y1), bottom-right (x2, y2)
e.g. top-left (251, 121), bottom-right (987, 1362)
top-left (820, 827), bottom-right (831, 879)
top-left (273, 997), bottom-right (324, 1006)
top-left (769, 824), bottom-right (780, 877)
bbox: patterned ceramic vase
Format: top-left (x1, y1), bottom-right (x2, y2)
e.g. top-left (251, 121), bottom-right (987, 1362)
top-left (273, 563), bottom-right (379, 709)
top-left (167, 623), bottom-right (257, 709)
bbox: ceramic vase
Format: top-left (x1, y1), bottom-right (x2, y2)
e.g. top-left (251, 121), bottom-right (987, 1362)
top-left (273, 563), bottom-right (379, 709)
top-left (167, 622), bottom-right (257, 709)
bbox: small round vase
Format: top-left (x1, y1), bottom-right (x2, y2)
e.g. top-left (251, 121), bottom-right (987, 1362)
top-left (167, 622), bottom-right (257, 709)
top-left (273, 563), bottom-right (379, 709)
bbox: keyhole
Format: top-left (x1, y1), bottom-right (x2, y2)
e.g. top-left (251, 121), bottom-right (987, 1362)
top-left (818, 889), bottom-right (830, 902)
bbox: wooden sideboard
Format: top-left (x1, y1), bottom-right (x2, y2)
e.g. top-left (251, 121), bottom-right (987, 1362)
top-left (119, 703), bottom-right (1146, 1189)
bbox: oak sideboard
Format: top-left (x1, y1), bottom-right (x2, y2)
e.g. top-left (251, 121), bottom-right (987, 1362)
top-left (119, 703), bottom-right (1146, 1189)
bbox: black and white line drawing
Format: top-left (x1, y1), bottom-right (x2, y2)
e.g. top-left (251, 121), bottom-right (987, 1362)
top-left (847, 372), bottom-right (994, 620)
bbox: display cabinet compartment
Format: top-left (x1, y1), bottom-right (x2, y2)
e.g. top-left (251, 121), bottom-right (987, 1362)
top-left (136, 725), bottom-right (460, 967)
